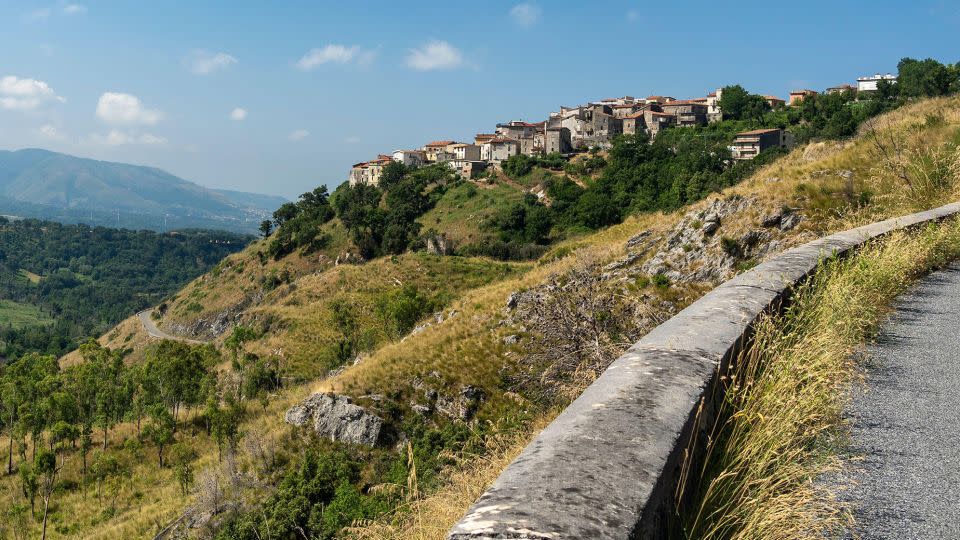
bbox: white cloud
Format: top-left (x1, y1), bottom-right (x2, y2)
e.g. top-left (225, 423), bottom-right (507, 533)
top-left (510, 3), bottom-right (541, 27)
top-left (0, 76), bottom-right (66, 111)
top-left (37, 124), bottom-right (65, 140)
top-left (88, 129), bottom-right (167, 146)
top-left (96, 92), bottom-right (162, 126)
top-left (62, 4), bottom-right (86, 15)
top-left (185, 50), bottom-right (238, 75)
top-left (230, 107), bottom-right (247, 121)
top-left (296, 45), bottom-right (375, 70)
top-left (344, 136), bottom-right (361, 144)
top-left (288, 129), bottom-right (309, 141)
top-left (405, 41), bottom-right (463, 71)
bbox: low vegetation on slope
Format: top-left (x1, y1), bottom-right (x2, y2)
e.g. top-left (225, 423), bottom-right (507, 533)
top-left (3, 61), bottom-right (960, 539)
top-left (682, 218), bottom-right (960, 540)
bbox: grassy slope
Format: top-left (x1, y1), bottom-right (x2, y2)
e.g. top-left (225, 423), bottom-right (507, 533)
top-left (11, 96), bottom-right (960, 539)
top-left (0, 299), bottom-right (52, 329)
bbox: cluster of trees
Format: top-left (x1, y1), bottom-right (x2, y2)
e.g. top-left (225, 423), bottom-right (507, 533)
top-left (0, 339), bottom-right (274, 538)
top-left (330, 163), bottom-right (454, 259)
top-left (261, 163), bottom-right (455, 261)
top-left (0, 219), bottom-right (249, 359)
top-left (261, 185), bottom-right (336, 259)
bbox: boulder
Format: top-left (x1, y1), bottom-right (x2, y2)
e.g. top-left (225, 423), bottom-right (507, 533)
top-left (285, 393), bottom-right (385, 446)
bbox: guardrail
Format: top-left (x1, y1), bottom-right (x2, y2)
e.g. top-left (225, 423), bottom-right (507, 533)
top-left (448, 201), bottom-right (960, 540)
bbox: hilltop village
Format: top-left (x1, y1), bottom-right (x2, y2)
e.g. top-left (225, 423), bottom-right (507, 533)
top-left (348, 72), bottom-right (898, 186)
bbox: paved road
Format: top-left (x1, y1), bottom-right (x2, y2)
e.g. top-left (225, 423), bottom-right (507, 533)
top-left (839, 263), bottom-right (960, 539)
top-left (137, 309), bottom-right (207, 344)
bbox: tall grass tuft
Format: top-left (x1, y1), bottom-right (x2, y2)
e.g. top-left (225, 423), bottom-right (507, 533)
top-left (681, 218), bottom-right (960, 540)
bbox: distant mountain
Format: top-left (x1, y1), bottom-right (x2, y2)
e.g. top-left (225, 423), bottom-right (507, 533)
top-left (212, 189), bottom-right (289, 213)
top-left (0, 149), bottom-right (287, 233)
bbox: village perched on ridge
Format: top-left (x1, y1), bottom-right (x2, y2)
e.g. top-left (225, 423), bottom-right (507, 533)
top-left (348, 72), bottom-right (898, 187)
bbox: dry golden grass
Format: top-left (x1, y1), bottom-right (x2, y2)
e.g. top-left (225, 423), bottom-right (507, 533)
top-left (682, 219), bottom-right (960, 540)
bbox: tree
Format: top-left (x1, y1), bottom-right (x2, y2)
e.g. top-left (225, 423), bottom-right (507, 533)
top-left (717, 85), bottom-right (770, 121)
top-left (170, 442), bottom-right (198, 496)
top-left (897, 57), bottom-right (954, 98)
top-left (378, 161), bottom-right (408, 191)
top-left (210, 398), bottom-right (243, 462)
top-left (34, 449), bottom-right (58, 540)
top-left (143, 405), bottom-right (175, 467)
top-left (18, 461), bottom-right (38, 518)
top-left (259, 220), bottom-right (272, 238)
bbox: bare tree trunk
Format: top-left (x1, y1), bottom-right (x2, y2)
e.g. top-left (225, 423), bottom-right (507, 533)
top-left (41, 495), bottom-right (50, 540)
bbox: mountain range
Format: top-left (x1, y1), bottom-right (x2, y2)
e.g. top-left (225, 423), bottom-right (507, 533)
top-left (0, 148), bottom-right (286, 233)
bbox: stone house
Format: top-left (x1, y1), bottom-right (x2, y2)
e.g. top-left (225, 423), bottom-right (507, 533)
top-left (451, 143), bottom-right (481, 161)
top-left (423, 140), bottom-right (456, 162)
top-left (622, 112), bottom-right (647, 136)
top-left (481, 136), bottom-right (520, 166)
top-left (558, 104), bottom-right (622, 149)
top-left (826, 83), bottom-right (857, 94)
top-left (660, 100), bottom-right (708, 127)
top-left (496, 121), bottom-right (543, 141)
top-left (544, 127), bottom-right (572, 154)
top-left (730, 128), bottom-right (794, 160)
top-left (706, 89), bottom-right (722, 122)
top-left (644, 110), bottom-right (676, 137)
top-left (611, 103), bottom-right (647, 119)
top-left (392, 149), bottom-right (426, 167)
top-left (348, 155), bottom-right (393, 186)
top-left (448, 159), bottom-right (487, 179)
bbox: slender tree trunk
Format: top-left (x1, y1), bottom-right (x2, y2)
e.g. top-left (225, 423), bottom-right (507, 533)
top-left (7, 433), bottom-right (12, 475)
top-left (102, 425), bottom-right (108, 450)
top-left (41, 495), bottom-right (50, 540)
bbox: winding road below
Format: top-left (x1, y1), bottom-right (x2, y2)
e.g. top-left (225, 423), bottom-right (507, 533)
top-left (839, 262), bottom-right (960, 539)
top-left (137, 309), bottom-right (207, 344)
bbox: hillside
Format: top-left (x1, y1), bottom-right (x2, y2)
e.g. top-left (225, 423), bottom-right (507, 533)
top-left (0, 149), bottom-right (285, 234)
top-left (4, 92), bottom-right (960, 539)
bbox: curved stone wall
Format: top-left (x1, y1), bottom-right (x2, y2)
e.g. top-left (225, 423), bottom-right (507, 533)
top-left (449, 201), bottom-right (960, 540)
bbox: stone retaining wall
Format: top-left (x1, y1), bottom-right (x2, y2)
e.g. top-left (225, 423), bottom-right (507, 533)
top-left (448, 201), bottom-right (960, 540)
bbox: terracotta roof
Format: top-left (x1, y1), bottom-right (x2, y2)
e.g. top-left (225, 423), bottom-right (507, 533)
top-left (485, 136), bottom-right (519, 144)
top-left (425, 140), bottom-right (456, 147)
top-left (707, 91), bottom-right (717, 97)
top-left (789, 89), bottom-right (817, 95)
top-left (735, 128), bottom-right (781, 136)
top-left (764, 95), bottom-right (785, 101)
top-left (661, 99), bottom-right (708, 107)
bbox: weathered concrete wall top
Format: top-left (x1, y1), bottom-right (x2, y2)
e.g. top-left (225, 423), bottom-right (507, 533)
top-left (448, 201), bottom-right (960, 540)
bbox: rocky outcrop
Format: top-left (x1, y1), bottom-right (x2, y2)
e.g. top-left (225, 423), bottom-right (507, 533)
top-left (285, 393), bottom-right (386, 446)
top-left (426, 234), bottom-right (455, 255)
top-left (637, 196), bottom-right (756, 283)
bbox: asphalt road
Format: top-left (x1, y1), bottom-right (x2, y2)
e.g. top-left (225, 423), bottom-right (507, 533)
top-left (839, 263), bottom-right (960, 539)
top-left (137, 309), bottom-right (206, 344)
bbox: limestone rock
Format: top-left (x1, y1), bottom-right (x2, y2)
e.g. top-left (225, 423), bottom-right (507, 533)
top-left (426, 234), bottom-right (455, 255)
top-left (285, 393), bottom-right (385, 446)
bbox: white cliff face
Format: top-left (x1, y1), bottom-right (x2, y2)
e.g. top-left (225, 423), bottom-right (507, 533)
top-left (285, 393), bottom-right (385, 446)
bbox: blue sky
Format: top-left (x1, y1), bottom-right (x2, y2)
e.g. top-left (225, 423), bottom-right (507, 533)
top-left (1, 1), bottom-right (958, 199)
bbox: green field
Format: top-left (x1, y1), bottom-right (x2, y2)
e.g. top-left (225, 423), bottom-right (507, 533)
top-left (0, 299), bottom-right (53, 328)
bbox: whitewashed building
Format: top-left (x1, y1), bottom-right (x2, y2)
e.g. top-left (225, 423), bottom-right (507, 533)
top-left (857, 73), bottom-right (897, 92)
